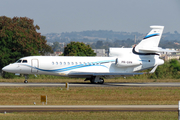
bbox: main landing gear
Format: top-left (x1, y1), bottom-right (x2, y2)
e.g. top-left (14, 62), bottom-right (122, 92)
top-left (85, 76), bottom-right (104, 84)
top-left (24, 74), bottom-right (28, 83)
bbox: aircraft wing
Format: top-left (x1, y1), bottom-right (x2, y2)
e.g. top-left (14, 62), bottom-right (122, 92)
top-left (68, 72), bottom-right (144, 78)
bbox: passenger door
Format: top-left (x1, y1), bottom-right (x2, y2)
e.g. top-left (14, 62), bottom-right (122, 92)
top-left (31, 59), bottom-right (39, 73)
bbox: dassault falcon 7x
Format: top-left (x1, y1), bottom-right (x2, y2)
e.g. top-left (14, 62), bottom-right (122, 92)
top-left (2, 26), bottom-right (166, 84)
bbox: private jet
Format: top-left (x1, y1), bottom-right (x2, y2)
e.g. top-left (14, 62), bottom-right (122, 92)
top-left (2, 26), bottom-right (166, 84)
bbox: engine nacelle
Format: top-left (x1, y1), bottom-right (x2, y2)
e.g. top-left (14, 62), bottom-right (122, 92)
top-left (115, 58), bottom-right (142, 67)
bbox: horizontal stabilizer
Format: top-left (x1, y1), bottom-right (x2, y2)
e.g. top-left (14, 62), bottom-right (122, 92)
top-left (157, 48), bottom-right (179, 53)
top-left (139, 47), bottom-right (160, 52)
top-left (139, 47), bottom-right (178, 53)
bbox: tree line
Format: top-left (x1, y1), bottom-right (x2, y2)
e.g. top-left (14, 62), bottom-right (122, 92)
top-left (45, 30), bottom-right (180, 43)
top-left (50, 39), bottom-right (180, 53)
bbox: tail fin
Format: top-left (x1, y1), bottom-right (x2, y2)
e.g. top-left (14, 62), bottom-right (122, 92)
top-left (135, 26), bottom-right (164, 53)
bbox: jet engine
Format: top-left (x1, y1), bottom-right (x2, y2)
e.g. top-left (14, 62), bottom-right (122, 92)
top-left (115, 58), bottom-right (142, 67)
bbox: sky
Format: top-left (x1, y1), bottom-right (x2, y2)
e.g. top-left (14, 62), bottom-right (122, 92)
top-left (0, 0), bottom-right (180, 34)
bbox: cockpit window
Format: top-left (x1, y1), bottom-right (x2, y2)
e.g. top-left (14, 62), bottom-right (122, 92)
top-left (16, 60), bottom-right (22, 63)
top-left (22, 60), bottom-right (28, 63)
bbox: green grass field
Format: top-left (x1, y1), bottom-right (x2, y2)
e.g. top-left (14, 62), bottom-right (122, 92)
top-left (0, 87), bottom-right (179, 105)
top-left (0, 78), bottom-right (179, 119)
top-left (0, 112), bottom-right (177, 120)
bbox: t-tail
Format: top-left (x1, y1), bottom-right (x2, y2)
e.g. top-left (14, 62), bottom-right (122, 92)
top-left (135, 26), bottom-right (164, 53)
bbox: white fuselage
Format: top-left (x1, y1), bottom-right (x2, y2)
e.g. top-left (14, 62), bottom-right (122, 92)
top-left (2, 48), bottom-right (164, 77)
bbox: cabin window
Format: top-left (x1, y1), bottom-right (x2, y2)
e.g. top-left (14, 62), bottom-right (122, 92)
top-left (60, 62), bottom-right (62, 65)
top-left (22, 60), bottom-right (27, 63)
top-left (68, 62), bottom-right (70, 65)
top-left (56, 62), bottom-right (58, 65)
top-left (52, 62), bottom-right (54, 65)
top-left (64, 62), bottom-right (66, 65)
top-left (79, 62), bottom-right (82, 64)
top-left (71, 62), bottom-right (74, 65)
top-left (75, 62), bottom-right (78, 65)
top-left (16, 60), bottom-right (22, 63)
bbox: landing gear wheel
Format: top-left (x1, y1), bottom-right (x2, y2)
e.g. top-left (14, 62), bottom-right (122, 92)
top-left (24, 80), bottom-right (28, 83)
top-left (98, 78), bottom-right (104, 84)
top-left (24, 74), bottom-right (29, 83)
top-left (90, 77), bottom-right (104, 84)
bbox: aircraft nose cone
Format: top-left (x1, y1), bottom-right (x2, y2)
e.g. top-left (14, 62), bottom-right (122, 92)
top-left (2, 66), bottom-right (9, 72)
top-left (2, 64), bottom-right (13, 72)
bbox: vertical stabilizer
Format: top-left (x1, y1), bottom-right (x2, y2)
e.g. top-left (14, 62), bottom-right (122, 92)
top-left (135, 26), bottom-right (164, 53)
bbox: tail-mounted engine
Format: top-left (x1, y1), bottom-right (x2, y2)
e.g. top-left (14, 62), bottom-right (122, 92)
top-left (115, 58), bottom-right (142, 67)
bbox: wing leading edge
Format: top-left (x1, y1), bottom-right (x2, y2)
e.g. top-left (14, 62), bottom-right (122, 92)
top-left (68, 72), bottom-right (144, 78)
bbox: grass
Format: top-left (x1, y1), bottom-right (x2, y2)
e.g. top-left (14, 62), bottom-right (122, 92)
top-left (0, 78), bottom-right (179, 119)
top-left (0, 87), bottom-right (180, 105)
top-left (0, 111), bottom-right (177, 120)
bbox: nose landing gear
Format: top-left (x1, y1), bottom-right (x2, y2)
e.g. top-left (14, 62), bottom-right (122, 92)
top-left (24, 74), bottom-right (29, 83)
top-left (24, 80), bottom-right (28, 83)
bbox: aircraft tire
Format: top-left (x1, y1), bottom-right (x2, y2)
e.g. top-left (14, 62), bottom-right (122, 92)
top-left (24, 80), bottom-right (28, 83)
top-left (98, 78), bottom-right (104, 84)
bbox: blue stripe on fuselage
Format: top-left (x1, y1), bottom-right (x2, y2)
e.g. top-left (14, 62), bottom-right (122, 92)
top-left (20, 60), bottom-right (115, 73)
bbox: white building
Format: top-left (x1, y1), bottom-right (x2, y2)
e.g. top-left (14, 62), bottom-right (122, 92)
top-left (93, 49), bottom-right (107, 57)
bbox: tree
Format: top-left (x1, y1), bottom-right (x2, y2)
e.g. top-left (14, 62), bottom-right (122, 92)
top-left (52, 41), bottom-right (64, 52)
top-left (169, 59), bottom-right (180, 71)
top-left (0, 16), bottom-right (53, 68)
top-left (64, 41), bottom-right (96, 56)
top-left (40, 36), bottom-right (53, 55)
top-left (95, 41), bottom-right (103, 48)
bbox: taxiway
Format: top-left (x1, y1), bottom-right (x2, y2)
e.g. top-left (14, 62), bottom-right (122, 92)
top-left (0, 105), bottom-right (177, 112)
top-left (0, 82), bottom-right (180, 87)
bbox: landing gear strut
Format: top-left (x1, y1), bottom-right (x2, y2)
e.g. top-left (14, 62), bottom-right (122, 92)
top-left (24, 74), bottom-right (29, 83)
